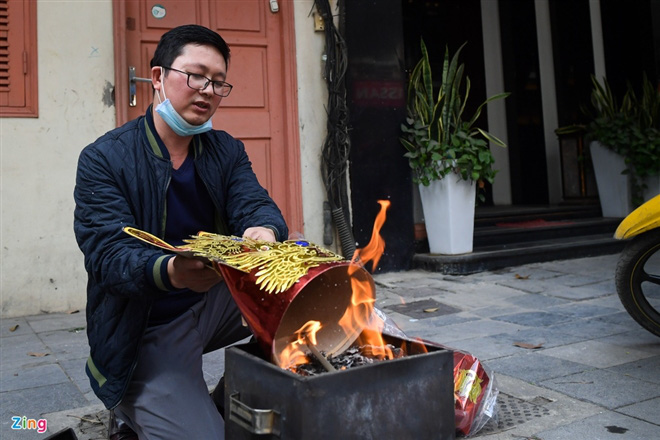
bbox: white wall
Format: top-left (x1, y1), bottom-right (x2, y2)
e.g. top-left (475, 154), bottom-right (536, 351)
top-left (0, 0), bottom-right (115, 316)
top-left (1, 1), bottom-right (116, 317)
top-left (293, 1), bottom-right (337, 251)
top-left (0, 1), bottom-right (332, 317)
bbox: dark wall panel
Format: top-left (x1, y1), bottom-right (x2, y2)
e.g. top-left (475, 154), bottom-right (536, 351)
top-left (345, 0), bottom-right (414, 272)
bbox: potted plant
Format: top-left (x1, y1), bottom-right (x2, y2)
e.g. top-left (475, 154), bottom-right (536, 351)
top-left (400, 39), bottom-right (508, 254)
top-left (582, 74), bottom-right (660, 216)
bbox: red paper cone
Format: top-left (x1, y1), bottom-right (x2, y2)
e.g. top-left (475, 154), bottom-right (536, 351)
top-left (215, 261), bottom-right (375, 362)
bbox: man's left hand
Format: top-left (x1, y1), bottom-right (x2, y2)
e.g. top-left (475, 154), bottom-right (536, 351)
top-left (243, 226), bottom-right (276, 242)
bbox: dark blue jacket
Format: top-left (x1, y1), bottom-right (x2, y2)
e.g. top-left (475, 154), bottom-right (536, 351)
top-left (73, 112), bottom-right (287, 409)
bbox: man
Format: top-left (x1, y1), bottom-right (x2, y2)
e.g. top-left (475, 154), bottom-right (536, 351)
top-left (74, 25), bottom-right (287, 439)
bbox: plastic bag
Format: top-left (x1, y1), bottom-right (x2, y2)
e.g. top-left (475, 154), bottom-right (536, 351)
top-left (372, 307), bottom-right (498, 436)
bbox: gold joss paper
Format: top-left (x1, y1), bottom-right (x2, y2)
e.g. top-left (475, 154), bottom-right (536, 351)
top-left (182, 233), bottom-right (344, 294)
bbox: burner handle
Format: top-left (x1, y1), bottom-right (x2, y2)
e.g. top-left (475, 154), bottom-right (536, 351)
top-left (229, 392), bottom-right (281, 436)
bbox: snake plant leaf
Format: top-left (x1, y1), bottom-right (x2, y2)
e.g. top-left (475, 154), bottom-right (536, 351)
top-left (401, 38), bottom-right (509, 192)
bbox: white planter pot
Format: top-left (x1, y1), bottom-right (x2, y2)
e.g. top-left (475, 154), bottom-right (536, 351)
top-left (418, 176), bottom-right (476, 255)
top-left (589, 141), bottom-right (633, 217)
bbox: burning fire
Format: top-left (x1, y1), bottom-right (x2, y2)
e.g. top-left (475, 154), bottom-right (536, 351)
top-left (277, 200), bottom-right (404, 371)
top-left (276, 320), bottom-right (323, 370)
top-left (340, 200), bottom-right (393, 360)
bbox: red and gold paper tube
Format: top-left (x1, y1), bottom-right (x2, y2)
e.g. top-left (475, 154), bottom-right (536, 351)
top-left (215, 261), bottom-right (376, 362)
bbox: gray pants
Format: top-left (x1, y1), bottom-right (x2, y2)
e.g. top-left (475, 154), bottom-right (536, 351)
top-left (115, 282), bottom-right (252, 439)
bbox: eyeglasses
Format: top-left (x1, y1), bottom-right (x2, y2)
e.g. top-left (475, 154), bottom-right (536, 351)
top-left (162, 66), bottom-right (233, 97)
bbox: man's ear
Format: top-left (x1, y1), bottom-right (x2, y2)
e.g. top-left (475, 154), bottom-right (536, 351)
top-left (151, 66), bottom-right (163, 91)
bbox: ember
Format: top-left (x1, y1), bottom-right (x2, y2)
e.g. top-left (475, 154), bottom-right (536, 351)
top-left (293, 343), bottom-right (404, 376)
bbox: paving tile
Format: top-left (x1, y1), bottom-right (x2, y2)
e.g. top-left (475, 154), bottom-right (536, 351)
top-left (459, 269), bottom-right (518, 283)
top-left (0, 383), bottom-right (88, 439)
top-left (594, 311), bottom-right (644, 329)
top-left (384, 298), bottom-right (461, 319)
top-left (83, 389), bottom-right (102, 404)
top-left (1, 363), bottom-right (70, 392)
top-left (464, 282), bottom-right (532, 299)
top-left (447, 335), bottom-right (528, 361)
top-left (543, 281), bottom-right (615, 301)
top-left (607, 355), bottom-right (660, 384)
top-left (536, 409), bottom-right (660, 439)
top-left (373, 270), bottom-right (428, 287)
top-left (580, 293), bottom-right (626, 310)
top-left (385, 309), bottom-right (478, 338)
top-left (25, 313), bottom-right (86, 334)
top-left (467, 304), bottom-right (529, 319)
top-left (202, 349), bottom-right (225, 388)
top-left (484, 266), bottom-right (562, 282)
top-left (546, 302), bottom-right (620, 319)
top-left (616, 396), bottom-right (660, 424)
top-left (537, 255), bottom-right (619, 277)
top-left (1, 333), bottom-right (52, 371)
top-left (485, 352), bottom-right (591, 384)
top-left (383, 285), bottom-right (450, 301)
top-left (1, 421), bottom-right (49, 440)
top-left (404, 318), bottom-right (528, 345)
top-left (491, 311), bottom-right (574, 327)
top-left (59, 358), bottom-right (92, 395)
top-left (541, 340), bottom-right (655, 368)
top-left (505, 271), bottom-right (609, 290)
top-left (476, 326), bottom-right (585, 350)
top-left (1, 317), bottom-right (31, 338)
top-left (596, 330), bottom-right (660, 355)
top-left (42, 403), bottom-right (107, 440)
top-left (549, 273), bottom-right (612, 288)
top-left (546, 317), bottom-right (631, 340)
top-left (37, 328), bottom-right (89, 361)
top-left (494, 277), bottom-right (562, 294)
top-left (540, 368), bottom-right (660, 409)
top-left (502, 293), bottom-right (570, 309)
top-left (429, 285), bottom-right (529, 311)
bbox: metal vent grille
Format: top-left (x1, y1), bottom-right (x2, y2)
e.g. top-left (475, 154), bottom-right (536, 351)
top-left (475, 392), bottom-right (552, 437)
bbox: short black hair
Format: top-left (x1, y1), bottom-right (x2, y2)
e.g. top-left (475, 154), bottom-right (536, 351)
top-left (150, 24), bottom-right (230, 69)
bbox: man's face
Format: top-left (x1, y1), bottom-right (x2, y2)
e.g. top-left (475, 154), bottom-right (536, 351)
top-left (154, 43), bottom-right (228, 126)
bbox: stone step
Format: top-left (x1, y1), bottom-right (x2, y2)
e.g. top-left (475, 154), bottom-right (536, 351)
top-left (473, 217), bottom-right (621, 247)
top-left (412, 233), bottom-right (625, 275)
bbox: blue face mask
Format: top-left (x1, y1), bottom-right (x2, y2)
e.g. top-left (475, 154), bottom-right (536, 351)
top-left (155, 67), bottom-right (213, 137)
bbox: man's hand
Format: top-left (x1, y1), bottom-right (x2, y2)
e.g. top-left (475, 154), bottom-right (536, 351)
top-left (243, 226), bottom-right (276, 242)
top-left (167, 256), bottom-right (222, 292)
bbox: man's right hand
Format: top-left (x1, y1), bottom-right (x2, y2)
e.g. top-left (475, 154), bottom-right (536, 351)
top-left (167, 256), bottom-right (223, 292)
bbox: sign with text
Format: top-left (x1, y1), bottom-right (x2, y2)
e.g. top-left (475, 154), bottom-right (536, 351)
top-left (352, 80), bottom-right (405, 108)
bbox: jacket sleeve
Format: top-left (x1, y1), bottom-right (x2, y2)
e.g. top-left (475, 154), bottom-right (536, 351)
top-left (73, 139), bottom-right (169, 298)
top-left (217, 135), bottom-right (288, 241)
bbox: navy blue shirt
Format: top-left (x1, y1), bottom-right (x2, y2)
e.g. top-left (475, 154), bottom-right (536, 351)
top-left (146, 109), bottom-right (214, 325)
top-left (164, 154), bottom-right (216, 246)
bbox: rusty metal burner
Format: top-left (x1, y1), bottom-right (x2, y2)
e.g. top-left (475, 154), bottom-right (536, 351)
top-left (224, 334), bottom-right (455, 439)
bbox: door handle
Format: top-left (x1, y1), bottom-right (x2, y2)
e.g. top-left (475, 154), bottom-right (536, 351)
top-left (129, 66), bottom-right (152, 107)
top-left (269, 0), bottom-right (279, 13)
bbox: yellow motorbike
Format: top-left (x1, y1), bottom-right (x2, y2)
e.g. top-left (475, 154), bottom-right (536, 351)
top-left (614, 194), bottom-right (660, 336)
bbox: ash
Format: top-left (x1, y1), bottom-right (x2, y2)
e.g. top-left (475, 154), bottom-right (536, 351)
top-left (294, 344), bottom-right (404, 376)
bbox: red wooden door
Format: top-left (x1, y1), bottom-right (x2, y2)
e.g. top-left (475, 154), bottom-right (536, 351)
top-left (113, 0), bottom-right (302, 235)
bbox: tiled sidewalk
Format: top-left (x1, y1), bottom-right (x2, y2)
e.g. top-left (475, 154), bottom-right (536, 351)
top-left (1, 254), bottom-right (659, 439)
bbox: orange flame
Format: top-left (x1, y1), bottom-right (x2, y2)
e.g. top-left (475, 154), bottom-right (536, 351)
top-left (339, 200), bottom-right (394, 360)
top-left (277, 200), bottom-right (400, 371)
top-left (276, 320), bottom-right (322, 370)
top-left (350, 200), bottom-right (390, 272)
